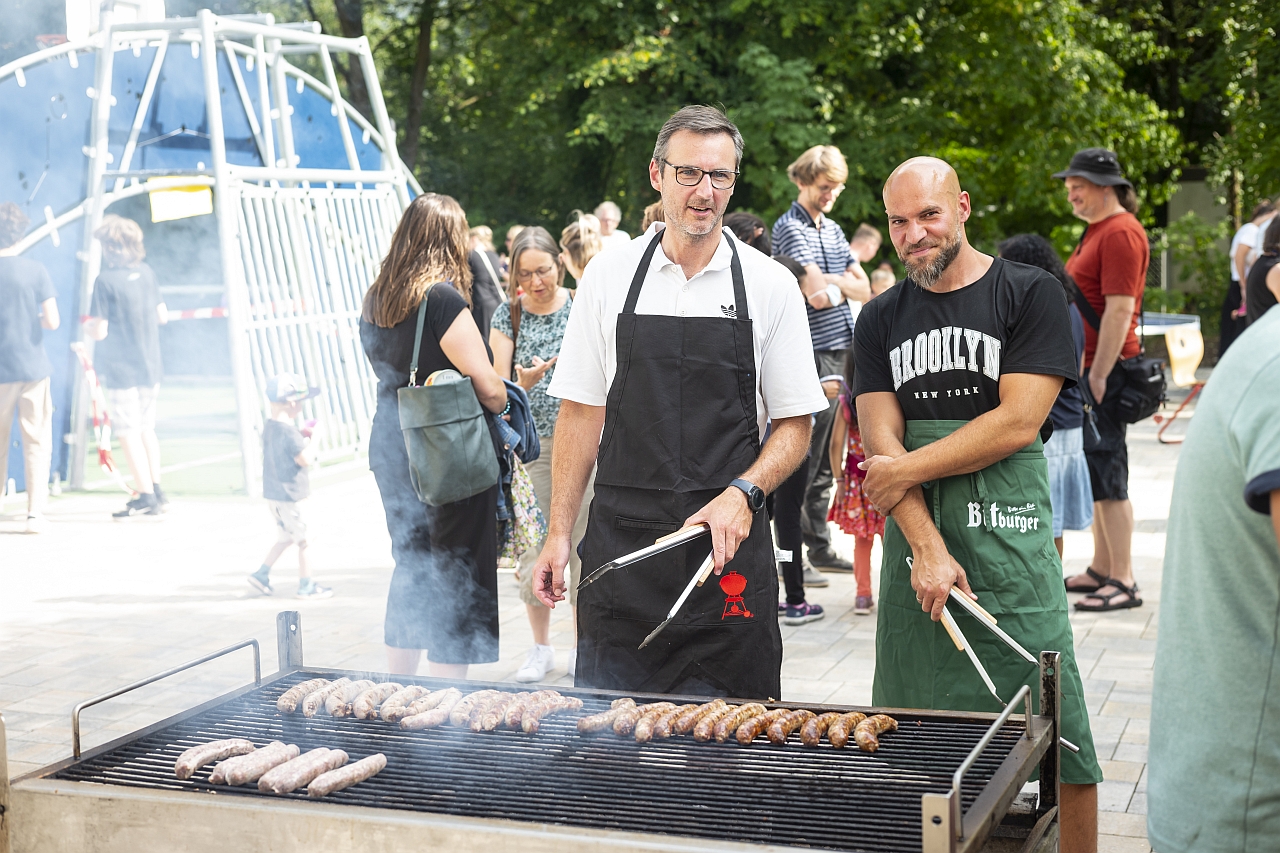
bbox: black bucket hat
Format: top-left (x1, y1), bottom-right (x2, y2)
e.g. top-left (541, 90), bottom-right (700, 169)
top-left (1052, 147), bottom-right (1132, 188)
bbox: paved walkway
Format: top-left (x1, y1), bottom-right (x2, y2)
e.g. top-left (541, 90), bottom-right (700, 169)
top-left (1, 383), bottom-right (1195, 851)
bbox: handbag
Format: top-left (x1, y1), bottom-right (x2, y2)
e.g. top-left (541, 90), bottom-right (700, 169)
top-left (397, 285), bottom-right (501, 506)
top-left (1072, 292), bottom-right (1167, 424)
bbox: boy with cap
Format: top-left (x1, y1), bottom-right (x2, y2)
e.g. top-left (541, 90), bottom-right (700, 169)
top-left (248, 374), bottom-right (332, 599)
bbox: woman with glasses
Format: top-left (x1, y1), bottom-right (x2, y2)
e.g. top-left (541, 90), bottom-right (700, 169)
top-left (490, 226), bottom-right (595, 683)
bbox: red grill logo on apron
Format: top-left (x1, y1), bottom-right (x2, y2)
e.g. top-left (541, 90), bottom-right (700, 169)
top-left (720, 571), bottom-right (752, 619)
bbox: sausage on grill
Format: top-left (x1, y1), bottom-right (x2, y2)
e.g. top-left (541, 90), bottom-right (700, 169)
top-left (611, 697), bottom-right (638, 709)
top-left (328, 679), bottom-right (377, 717)
top-left (388, 690), bottom-right (446, 723)
top-left (800, 712), bottom-right (843, 747)
top-left (449, 690), bottom-right (501, 727)
top-left (675, 699), bottom-right (726, 735)
top-left (472, 693), bottom-right (518, 732)
top-left (174, 738), bottom-right (255, 780)
top-left (504, 690), bottom-right (557, 730)
top-left (767, 709), bottom-right (816, 745)
top-left (258, 747), bottom-right (349, 794)
top-left (633, 702), bottom-right (678, 743)
top-left (379, 686), bottom-right (430, 721)
top-left (352, 683), bottom-right (404, 720)
top-left (578, 706), bottom-right (625, 733)
top-left (400, 688), bottom-right (463, 730)
top-left (211, 741), bottom-right (300, 786)
top-left (302, 678), bottom-right (352, 718)
top-left (693, 705), bottom-right (738, 742)
top-left (714, 703), bottom-right (767, 743)
top-left (523, 695), bottom-right (584, 734)
top-left (735, 708), bottom-right (791, 746)
top-left (307, 752), bottom-right (387, 798)
top-left (276, 679), bottom-right (331, 714)
top-left (854, 714), bottom-right (898, 752)
top-left (653, 704), bottom-right (699, 740)
top-left (827, 712), bottom-right (868, 749)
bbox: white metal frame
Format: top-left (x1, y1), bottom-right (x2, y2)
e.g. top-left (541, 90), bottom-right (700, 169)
top-left (0, 11), bottom-right (421, 495)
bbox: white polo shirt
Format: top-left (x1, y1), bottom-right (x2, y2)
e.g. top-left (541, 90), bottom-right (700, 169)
top-left (548, 224), bottom-right (828, 438)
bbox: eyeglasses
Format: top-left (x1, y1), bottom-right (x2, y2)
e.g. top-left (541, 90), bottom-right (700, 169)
top-left (515, 265), bottom-right (557, 283)
top-left (662, 160), bottom-right (739, 190)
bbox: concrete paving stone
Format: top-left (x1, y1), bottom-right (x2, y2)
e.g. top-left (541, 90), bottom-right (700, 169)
top-left (1128, 792), bottom-right (1148, 815)
top-left (1107, 690), bottom-right (1152, 706)
top-left (1098, 810), bottom-right (1150, 838)
top-left (1092, 738), bottom-right (1119, 761)
top-left (1098, 759), bottom-right (1145, 783)
top-left (1100, 701), bottom-right (1151, 720)
top-left (1112, 742), bottom-right (1148, 763)
top-left (1097, 778), bottom-right (1137, 812)
top-left (1135, 763), bottom-right (1148, 793)
top-left (0, 665), bottom-right (77, 688)
top-left (1097, 834), bottom-right (1153, 853)
top-left (1089, 666), bottom-right (1154, 687)
top-left (1087, 714), bottom-right (1130, 735)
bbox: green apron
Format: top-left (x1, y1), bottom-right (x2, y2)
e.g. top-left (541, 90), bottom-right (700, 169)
top-left (872, 420), bottom-right (1103, 785)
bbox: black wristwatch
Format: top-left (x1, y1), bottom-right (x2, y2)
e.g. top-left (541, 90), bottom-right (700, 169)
top-left (730, 478), bottom-right (766, 513)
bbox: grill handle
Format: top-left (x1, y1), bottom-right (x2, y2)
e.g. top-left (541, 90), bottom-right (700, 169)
top-left (71, 639), bottom-right (261, 758)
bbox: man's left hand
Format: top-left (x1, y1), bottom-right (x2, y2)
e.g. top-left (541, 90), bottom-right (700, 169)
top-left (859, 454), bottom-right (911, 514)
top-left (685, 488), bottom-right (754, 573)
top-left (1088, 371), bottom-right (1108, 407)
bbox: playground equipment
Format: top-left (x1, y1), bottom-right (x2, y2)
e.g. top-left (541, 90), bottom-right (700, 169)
top-left (0, 10), bottom-right (416, 495)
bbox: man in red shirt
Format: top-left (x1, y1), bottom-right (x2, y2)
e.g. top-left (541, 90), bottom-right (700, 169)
top-left (1055, 148), bottom-right (1147, 612)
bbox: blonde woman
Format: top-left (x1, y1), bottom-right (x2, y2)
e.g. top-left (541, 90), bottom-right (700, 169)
top-left (360, 193), bottom-right (508, 679)
top-left (83, 214), bottom-right (169, 519)
top-left (489, 226), bottom-right (594, 681)
top-left (559, 211), bottom-right (604, 286)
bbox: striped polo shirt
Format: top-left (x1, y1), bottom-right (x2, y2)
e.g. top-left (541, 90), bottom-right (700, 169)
top-left (771, 201), bottom-right (857, 350)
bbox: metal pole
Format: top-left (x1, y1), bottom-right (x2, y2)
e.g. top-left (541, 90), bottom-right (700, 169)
top-left (200, 9), bottom-right (262, 497)
top-left (269, 37), bottom-right (298, 172)
top-left (316, 45), bottom-right (360, 171)
top-left (356, 38), bottom-right (410, 207)
top-left (112, 34), bottom-right (168, 192)
top-left (276, 610), bottom-right (304, 670)
top-left (252, 34), bottom-right (276, 167)
top-left (0, 712), bottom-right (10, 853)
top-left (68, 25), bottom-right (118, 490)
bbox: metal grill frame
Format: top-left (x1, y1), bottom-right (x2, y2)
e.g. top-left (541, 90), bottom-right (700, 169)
top-left (12, 612), bottom-right (1061, 853)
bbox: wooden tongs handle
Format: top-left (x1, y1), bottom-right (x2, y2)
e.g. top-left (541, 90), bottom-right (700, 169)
top-left (655, 523), bottom-right (710, 544)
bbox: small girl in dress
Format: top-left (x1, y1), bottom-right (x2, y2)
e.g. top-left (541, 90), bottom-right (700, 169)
top-left (827, 349), bottom-right (884, 614)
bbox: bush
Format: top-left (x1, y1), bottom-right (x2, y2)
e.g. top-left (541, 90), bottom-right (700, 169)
top-left (1147, 212), bottom-right (1230, 335)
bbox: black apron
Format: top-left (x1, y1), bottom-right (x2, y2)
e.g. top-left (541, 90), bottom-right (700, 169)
top-left (576, 230), bottom-right (784, 701)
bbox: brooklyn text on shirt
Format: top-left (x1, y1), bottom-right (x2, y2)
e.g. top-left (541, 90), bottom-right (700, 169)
top-left (888, 326), bottom-right (1002, 390)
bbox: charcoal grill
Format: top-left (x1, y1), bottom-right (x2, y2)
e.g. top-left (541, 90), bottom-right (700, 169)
top-left (4, 612), bottom-right (1062, 853)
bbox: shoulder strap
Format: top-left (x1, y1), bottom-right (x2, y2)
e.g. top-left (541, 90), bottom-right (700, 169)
top-left (477, 251), bottom-right (505, 303)
top-left (1072, 290), bottom-right (1102, 331)
top-left (510, 297), bottom-right (522, 357)
top-left (408, 284), bottom-right (433, 387)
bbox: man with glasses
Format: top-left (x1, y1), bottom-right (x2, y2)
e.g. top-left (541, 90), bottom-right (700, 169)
top-left (772, 145), bottom-right (872, 580)
top-left (533, 105), bottom-right (826, 699)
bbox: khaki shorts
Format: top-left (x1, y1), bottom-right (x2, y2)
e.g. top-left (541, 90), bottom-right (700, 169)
top-left (268, 499), bottom-right (308, 544)
top-left (517, 435), bottom-right (594, 608)
top-left (105, 384), bottom-right (160, 435)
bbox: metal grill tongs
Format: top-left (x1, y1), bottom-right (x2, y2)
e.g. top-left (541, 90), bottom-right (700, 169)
top-left (941, 588), bottom-right (1081, 754)
top-left (577, 523), bottom-right (710, 590)
top-left (638, 552), bottom-right (717, 649)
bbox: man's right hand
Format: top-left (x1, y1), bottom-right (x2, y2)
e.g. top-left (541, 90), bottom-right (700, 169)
top-left (910, 543), bottom-right (976, 621)
top-left (532, 536), bottom-right (572, 607)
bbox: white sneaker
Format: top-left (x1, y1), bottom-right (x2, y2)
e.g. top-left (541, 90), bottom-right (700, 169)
top-left (566, 648), bottom-right (577, 679)
top-left (25, 514), bottom-right (49, 534)
top-left (515, 644), bottom-right (555, 683)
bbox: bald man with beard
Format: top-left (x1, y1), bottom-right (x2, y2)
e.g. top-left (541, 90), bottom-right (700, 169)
top-left (853, 158), bottom-right (1103, 853)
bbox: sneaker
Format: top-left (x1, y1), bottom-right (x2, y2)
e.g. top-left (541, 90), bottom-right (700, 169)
top-left (153, 484), bottom-right (170, 511)
top-left (854, 595), bottom-right (874, 615)
top-left (809, 548), bottom-right (853, 573)
top-left (803, 566), bottom-right (830, 588)
top-left (566, 648), bottom-right (577, 679)
top-left (514, 644), bottom-right (555, 683)
top-left (25, 514), bottom-right (49, 534)
top-left (248, 569), bottom-right (274, 596)
top-left (112, 493), bottom-right (161, 519)
top-left (783, 602), bottom-right (826, 625)
top-left (778, 601), bottom-right (788, 614)
top-left (296, 579), bottom-right (333, 599)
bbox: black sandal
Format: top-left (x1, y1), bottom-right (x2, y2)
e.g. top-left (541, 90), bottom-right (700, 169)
top-left (1074, 579), bottom-right (1143, 612)
top-left (1064, 567), bottom-right (1108, 593)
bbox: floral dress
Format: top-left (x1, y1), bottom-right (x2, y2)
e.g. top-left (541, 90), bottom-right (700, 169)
top-left (827, 394), bottom-right (885, 539)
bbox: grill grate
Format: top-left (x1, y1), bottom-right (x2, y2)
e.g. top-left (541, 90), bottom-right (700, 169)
top-left (54, 671), bottom-right (1028, 853)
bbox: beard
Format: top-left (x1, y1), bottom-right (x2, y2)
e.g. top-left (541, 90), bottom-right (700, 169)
top-left (899, 226), bottom-right (962, 290)
top-left (663, 193), bottom-right (724, 240)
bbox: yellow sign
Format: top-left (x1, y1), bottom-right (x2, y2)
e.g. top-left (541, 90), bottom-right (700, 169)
top-left (148, 182), bottom-right (214, 222)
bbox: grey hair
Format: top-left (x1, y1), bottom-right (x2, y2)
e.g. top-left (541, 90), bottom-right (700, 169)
top-left (652, 105), bottom-right (744, 168)
top-left (594, 201), bottom-right (621, 220)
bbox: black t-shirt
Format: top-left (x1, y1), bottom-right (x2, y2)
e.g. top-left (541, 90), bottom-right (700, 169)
top-left (1246, 253), bottom-right (1279, 325)
top-left (1049, 304), bottom-right (1086, 431)
top-left (0, 256), bottom-right (55, 384)
top-left (262, 418), bottom-right (309, 501)
top-left (469, 250), bottom-right (505, 337)
top-left (360, 282), bottom-right (470, 444)
top-left (89, 263), bottom-right (163, 389)
top-left (853, 258), bottom-right (1078, 421)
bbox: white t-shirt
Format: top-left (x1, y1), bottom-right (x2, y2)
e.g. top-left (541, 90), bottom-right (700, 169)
top-left (548, 224), bottom-right (828, 439)
top-left (1230, 221), bottom-right (1260, 281)
top-left (600, 230), bottom-right (632, 250)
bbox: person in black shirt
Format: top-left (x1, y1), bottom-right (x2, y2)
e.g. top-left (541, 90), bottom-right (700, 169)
top-left (997, 234), bottom-right (1094, 558)
top-left (1245, 216), bottom-right (1280, 325)
top-left (83, 215), bottom-right (169, 518)
top-left (0, 202), bottom-right (60, 533)
top-left (360, 193), bottom-right (508, 679)
top-left (248, 374), bottom-right (332, 599)
top-left (854, 157), bottom-right (1101, 853)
